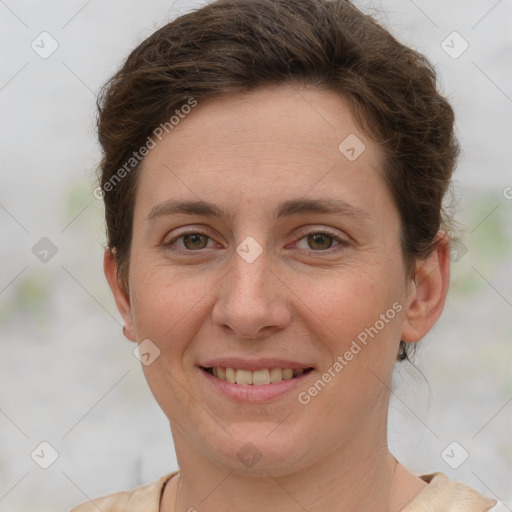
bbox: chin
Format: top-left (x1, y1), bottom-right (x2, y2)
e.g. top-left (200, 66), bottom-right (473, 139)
top-left (206, 422), bottom-right (313, 476)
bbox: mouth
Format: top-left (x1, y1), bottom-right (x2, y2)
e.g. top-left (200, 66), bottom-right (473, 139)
top-left (200, 366), bottom-right (314, 385)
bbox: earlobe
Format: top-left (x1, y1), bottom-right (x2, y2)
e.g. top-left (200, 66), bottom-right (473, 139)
top-left (103, 248), bottom-right (137, 342)
top-left (401, 232), bottom-right (450, 343)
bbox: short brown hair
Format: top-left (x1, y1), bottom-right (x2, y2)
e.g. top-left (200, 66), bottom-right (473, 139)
top-left (96, 0), bottom-right (459, 360)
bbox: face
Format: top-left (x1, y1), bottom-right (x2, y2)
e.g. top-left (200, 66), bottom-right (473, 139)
top-left (106, 83), bottom-right (446, 475)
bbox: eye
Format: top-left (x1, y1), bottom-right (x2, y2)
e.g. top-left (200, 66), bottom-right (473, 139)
top-left (162, 229), bottom-right (349, 255)
top-left (163, 230), bottom-right (215, 252)
top-left (295, 231), bottom-right (349, 253)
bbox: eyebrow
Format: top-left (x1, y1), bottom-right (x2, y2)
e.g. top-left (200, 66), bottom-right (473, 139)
top-left (147, 197), bottom-right (371, 222)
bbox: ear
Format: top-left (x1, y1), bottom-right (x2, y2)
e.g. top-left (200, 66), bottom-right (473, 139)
top-left (401, 231), bottom-right (450, 343)
top-left (104, 248), bottom-right (137, 342)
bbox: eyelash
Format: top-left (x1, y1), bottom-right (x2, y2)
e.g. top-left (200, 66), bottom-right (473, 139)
top-left (162, 229), bottom-right (350, 255)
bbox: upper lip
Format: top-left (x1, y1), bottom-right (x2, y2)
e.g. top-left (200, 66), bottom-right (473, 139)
top-left (199, 358), bottom-right (314, 371)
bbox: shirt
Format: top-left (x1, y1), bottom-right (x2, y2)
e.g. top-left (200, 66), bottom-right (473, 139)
top-left (69, 471), bottom-right (498, 511)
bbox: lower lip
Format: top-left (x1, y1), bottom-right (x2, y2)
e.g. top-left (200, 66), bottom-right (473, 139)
top-left (199, 367), bottom-right (314, 402)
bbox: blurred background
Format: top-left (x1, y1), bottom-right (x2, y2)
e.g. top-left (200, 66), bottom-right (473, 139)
top-left (0, 0), bottom-right (511, 510)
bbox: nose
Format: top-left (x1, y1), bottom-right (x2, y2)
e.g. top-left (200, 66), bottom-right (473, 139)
top-left (211, 247), bottom-right (292, 340)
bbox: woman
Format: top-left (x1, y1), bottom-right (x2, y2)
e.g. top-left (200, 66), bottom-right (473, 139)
top-left (72, 0), bottom-right (497, 510)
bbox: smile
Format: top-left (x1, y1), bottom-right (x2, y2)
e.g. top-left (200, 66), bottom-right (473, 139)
top-left (202, 366), bottom-right (314, 385)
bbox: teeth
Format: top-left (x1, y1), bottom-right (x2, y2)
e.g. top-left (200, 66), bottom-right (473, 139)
top-left (208, 367), bottom-right (308, 385)
top-left (252, 369), bottom-right (270, 385)
top-left (282, 368), bottom-right (294, 380)
top-left (225, 367), bottom-right (236, 383)
top-left (235, 369), bottom-right (253, 385)
top-left (269, 368), bottom-right (282, 382)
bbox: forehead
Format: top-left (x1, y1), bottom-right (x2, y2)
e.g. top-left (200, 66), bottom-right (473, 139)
top-left (134, 83), bottom-right (391, 221)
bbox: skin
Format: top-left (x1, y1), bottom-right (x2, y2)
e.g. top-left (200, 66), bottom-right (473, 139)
top-left (105, 83), bottom-right (450, 512)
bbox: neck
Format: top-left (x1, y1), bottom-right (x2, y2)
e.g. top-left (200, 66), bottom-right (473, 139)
top-left (162, 425), bottom-right (425, 512)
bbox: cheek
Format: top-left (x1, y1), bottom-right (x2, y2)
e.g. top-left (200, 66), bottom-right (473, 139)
top-left (128, 263), bottom-right (203, 386)
top-left (129, 262), bottom-right (204, 422)
top-left (296, 265), bottom-right (405, 411)
top-left (130, 257), bottom-right (200, 332)
top-left (299, 265), bottom-right (403, 346)
top-left (294, 272), bottom-right (403, 429)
